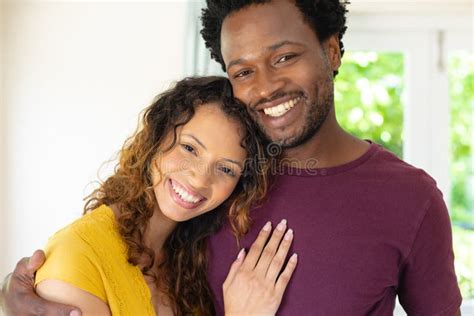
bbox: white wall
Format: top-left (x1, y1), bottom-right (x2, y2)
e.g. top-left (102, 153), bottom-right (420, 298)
top-left (1, 0), bottom-right (188, 277)
top-left (1, 0), bottom-right (6, 277)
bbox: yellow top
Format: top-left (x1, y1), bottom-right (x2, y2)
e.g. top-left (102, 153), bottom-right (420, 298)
top-left (35, 205), bottom-right (156, 316)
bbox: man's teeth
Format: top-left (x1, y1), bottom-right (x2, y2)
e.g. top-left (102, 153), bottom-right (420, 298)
top-left (263, 97), bottom-right (301, 117)
top-left (171, 181), bottom-right (200, 203)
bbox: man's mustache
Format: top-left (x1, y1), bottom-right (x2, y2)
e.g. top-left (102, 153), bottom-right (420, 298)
top-left (250, 91), bottom-right (304, 110)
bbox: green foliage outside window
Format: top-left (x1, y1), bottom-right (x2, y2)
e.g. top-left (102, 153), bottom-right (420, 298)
top-left (335, 52), bottom-right (404, 157)
top-left (449, 52), bottom-right (474, 227)
top-left (335, 51), bottom-right (474, 298)
top-left (449, 52), bottom-right (474, 298)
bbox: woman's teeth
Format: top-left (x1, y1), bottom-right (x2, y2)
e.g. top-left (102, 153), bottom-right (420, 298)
top-left (263, 97), bottom-right (301, 117)
top-left (171, 181), bottom-right (201, 204)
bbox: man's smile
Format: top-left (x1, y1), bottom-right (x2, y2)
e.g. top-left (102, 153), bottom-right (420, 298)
top-left (262, 96), bottom-right (301, 117)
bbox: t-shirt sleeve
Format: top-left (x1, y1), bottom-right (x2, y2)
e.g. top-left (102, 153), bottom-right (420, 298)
top-left (35, 226), bottom-right (107, 303)
top-left (397, 188), bottom-right (462, 315)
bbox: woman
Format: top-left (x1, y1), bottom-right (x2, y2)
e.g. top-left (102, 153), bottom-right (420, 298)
top-left (34, 76), bottom-right (297, 315)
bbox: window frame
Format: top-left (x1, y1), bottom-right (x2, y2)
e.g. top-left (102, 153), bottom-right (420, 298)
top-left (344, 13), bottom-right (472, 203)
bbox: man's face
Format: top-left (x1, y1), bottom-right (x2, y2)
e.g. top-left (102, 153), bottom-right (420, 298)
top-left (220, 0), bottom-right (341, 147)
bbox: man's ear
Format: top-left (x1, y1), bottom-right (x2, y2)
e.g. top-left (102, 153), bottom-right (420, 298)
top-left (323, 34), bottom-right (342, 73)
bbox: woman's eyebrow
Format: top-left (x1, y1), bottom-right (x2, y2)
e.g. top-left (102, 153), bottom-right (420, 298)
top-left (181, 133), bottom-right (207, 150)
top-left (182, 133), bottom-right (244, 170)
top-left (222, 158), bottom-right (244, 170)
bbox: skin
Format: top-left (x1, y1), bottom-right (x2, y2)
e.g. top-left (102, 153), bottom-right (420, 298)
top-left (151, 103), bottom-right (246, 224)
top-left (0, 0), bottom-right (461, 315)
top-left (224, 219), bottom-right (297, 315)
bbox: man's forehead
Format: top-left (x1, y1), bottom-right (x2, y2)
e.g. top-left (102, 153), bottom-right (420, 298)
top-left (220, 1), bottom-right (312, 64)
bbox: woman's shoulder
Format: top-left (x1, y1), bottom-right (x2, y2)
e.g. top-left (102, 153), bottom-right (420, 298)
top-left (38, 204), bottom-right (127, 276)
top-left (34, 205), bottom-right (119, 302)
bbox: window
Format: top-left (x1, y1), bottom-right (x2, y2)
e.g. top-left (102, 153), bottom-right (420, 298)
top-left (342, 16), bottom-right (473, 303)
top-left (336, 52), bottom-right (404, 156)
top-left (449, 51), bottom-right (474, 298)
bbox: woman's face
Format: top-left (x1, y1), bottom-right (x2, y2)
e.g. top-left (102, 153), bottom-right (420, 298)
top-left (151, 102), bottom-right (248, 222)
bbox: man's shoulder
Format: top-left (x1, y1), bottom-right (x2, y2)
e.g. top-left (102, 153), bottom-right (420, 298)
top-left (368, 144), bottom-right (439, 194)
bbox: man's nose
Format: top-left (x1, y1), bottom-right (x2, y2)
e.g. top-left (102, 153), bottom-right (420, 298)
top-left (254, 67), bottom-right (285, 102)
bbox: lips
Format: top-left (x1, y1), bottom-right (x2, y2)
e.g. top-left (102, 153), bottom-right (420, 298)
top-left (168, 179), bottom-right (206, 210)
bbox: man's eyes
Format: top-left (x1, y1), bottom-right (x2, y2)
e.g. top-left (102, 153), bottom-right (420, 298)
top-left (234, 69), bottom-right (252, 79)
top-left (276, 54), bottom-right (297, 64)
top-left (232, 54), bottom-right (299, 79)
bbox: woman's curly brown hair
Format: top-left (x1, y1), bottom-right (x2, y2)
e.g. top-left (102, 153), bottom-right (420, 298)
top-left (83, 76), bottom-right (270, 315)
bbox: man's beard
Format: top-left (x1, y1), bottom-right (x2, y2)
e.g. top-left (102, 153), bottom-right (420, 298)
top-left (256, 85), bottom-right (333, 149)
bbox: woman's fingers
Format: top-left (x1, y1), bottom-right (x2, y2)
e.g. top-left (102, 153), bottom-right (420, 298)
top-left (222, 221), bottom-right (297, 316)
top-left (223, 249), bottom-right (246, 288)
top-left (241, 221), bottom-right (272, 270)
top-left (254, 219), bottom-right (287, 274)
top-left (265, 228), bottom-right (294, 282)
top-left (275, 253), bottom-right (298, 296)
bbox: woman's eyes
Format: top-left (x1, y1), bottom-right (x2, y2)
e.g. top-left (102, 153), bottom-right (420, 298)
top-left (181, 143), bottom-right (237, 177)
top-left (219, 166), bottom-right (236, 177)
top-left (181, 144), bottom-right (196, 154)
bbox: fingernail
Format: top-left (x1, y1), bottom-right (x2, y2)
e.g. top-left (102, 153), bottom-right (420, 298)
top-left (290, 253), bottom-right (298, 262)
top-left (284, 228), bottom-right (293, 240)
top-left (70, 310), bottom-right (81, 316)
top-left (236, 248), bottom-right (245, 261)
top-left (277, 219), bottom-right (287, 231)
top-left (262, 221), bottom-right (272, 231)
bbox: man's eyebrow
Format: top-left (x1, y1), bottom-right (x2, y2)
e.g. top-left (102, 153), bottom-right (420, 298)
top-left (181, 134), bottom-right (207, 150)
top-left (227, 40), bottom-right (304, 70)
top-left (267, 40), bottom-right (304, 51)
top-left (227, 58), bottom-right (245, 70)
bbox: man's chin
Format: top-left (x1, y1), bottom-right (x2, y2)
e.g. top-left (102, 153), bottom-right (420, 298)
top-left (268, 133), bottom-right (305, 149)
top-left (266, 127), bottom-right (318, 150)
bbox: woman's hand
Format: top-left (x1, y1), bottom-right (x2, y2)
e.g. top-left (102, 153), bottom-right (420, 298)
top-left (223, 219), bottom-right (297, 316)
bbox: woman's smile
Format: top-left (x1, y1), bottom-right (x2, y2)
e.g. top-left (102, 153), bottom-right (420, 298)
top-left (168, 178), bottom-right (207, 210)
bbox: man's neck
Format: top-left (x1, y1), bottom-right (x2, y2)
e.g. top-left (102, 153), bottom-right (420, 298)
top-left (282, 113), bottom-right (370, 169)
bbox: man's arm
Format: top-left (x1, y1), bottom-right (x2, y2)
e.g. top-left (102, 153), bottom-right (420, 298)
top-left (0, 250), bottom-right (81, 316)
top-left (398, 188), bottom-right (462, 315)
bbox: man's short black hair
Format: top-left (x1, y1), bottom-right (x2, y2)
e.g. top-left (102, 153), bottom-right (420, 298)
top-left (200, 0), bottom-right (349, 75)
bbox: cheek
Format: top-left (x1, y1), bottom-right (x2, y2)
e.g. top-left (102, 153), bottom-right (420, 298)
top-left (210, 179), bottom-right (240, 205)
top-left (158, 149), bottom-right (187, 176)
top-left (231, 83), bottom-right (250, 104)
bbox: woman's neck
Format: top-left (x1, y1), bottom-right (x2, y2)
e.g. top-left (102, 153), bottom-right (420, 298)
top-left (109, 203), bottom-right (176, 259)
top-left (144, 207), bottom-right (177, 254)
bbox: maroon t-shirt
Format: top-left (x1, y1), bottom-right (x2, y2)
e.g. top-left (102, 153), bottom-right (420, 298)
top-left (207, 142), bottom-right (461, 315)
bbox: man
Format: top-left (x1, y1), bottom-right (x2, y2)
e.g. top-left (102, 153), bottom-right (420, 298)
top-left (1, 0), bottom-right (462, 314)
